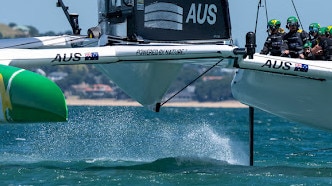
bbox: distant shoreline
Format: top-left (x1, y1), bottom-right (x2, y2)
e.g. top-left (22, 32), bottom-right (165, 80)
top-left (65, 97), bottom-right (248, 108)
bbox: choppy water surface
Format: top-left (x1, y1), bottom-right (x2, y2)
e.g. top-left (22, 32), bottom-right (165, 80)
top-left (0, 106), bottom-right (332, 185)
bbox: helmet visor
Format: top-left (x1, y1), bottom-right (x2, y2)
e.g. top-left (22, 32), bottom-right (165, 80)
top-left (287, 22), bottom-right (298, 27)
top-left (268, 25), bottom-right (279, 30)
top-left (309, 27), bottom-right (318, 33)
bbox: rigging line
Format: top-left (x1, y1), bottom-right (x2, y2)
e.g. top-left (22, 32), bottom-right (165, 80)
top-left (160, 58), bottom-right (224, 106)
top-left (254, 0), bottom-right (262, 33)
top-left (264, 0), bottom-right (268, 25)
top-left (290, 0), bottom-right (304, 29)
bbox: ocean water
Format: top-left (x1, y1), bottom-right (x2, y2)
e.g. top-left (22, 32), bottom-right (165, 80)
top-left (0, 106), bottom-right (332, 185)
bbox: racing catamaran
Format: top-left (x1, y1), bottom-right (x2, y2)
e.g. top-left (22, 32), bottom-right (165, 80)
top-left (1, 0), bottom-right (332, 133)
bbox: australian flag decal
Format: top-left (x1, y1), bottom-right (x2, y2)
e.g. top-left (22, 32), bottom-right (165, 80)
top-left (294, 63), bottom-right (308, 72)
top-left (85, 52), bottom-right (99, 60)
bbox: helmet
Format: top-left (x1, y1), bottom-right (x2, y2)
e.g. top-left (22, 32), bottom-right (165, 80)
top-left (286, 16), bottom-right (299, 28)
top-left (303, 42), bottom-right (312, 49)
top-left (327, 25), bottom-right (332, 34)
top-left (268, 19), bottom-right (281, 30)
top-left (327, 25), bottom-right (332, 31)
top-left (287, 16), bottom-right (298, 24)
top-left (318, 27), bottom-right (328, 36)
top-left (309, 23), bottom-right (320, 34)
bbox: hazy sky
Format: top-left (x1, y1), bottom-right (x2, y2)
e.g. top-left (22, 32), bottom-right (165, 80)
top-left (1, 0), bottom-right (332, 49)
top-left (0, 1), bottom-right (98, 33)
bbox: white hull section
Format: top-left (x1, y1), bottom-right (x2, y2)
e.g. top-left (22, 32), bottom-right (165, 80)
top-left (0, 43), bottom-right (238, 109)
top-left (232, 68), bottom-right (332, 131)
top-left (0, 44), bottom-right (237, 67)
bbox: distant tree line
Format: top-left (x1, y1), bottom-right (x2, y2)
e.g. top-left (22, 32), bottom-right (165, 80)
top-left (0, 22), bottom-right (72, 39)
top-left (167, 65), bottom-right (235, 102)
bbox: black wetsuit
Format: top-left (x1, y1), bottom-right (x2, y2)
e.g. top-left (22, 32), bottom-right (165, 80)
top-left (321, 38), bottom-right (332, 61)
top-left (283, 30), bottom-right (309, 58)
top-left (260, 32), bottom-right (286, 56)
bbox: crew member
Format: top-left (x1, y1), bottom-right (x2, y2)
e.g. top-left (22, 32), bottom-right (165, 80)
top-left (260, 19), bottom-right (286, 56)
top-left (308, 23), bottom-right (320, 47)
top-left (311, 27), bottom-right (328, 60)
top-left (282, 16), bottom-right (309, 59)
top-left (303, 42), bottom-right (314, 60)
top-left (321, 29), bottom-right (332, 61)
